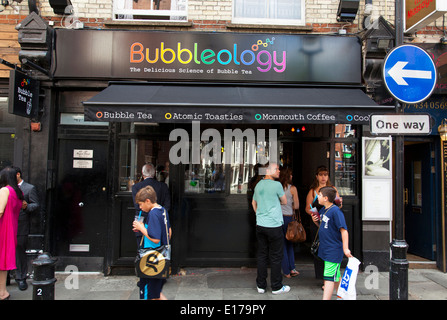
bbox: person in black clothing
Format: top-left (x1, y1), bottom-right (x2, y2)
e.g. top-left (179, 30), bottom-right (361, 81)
top-left (131, 163), bottom-right (171, 249)
top-left (14, 167), bottom-right (40, 291)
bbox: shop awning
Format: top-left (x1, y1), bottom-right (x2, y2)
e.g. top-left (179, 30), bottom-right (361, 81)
top-left (83, 82), bottom-right (394, 124)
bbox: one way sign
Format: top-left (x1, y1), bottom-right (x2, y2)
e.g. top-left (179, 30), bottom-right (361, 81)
top-left (370, 114), bottom-right (432, 135)
top-left (383, 44), bottom-right (437, 104)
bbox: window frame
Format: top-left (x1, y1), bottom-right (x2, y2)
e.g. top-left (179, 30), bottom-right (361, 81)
top-left (232, 0), bottom-right (306, 26)
top-left (113, 0), bottom-right (188, 22)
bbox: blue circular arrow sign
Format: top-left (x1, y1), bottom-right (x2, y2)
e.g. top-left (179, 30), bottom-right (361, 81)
top-left (383, 44), bottom-right (437, 104)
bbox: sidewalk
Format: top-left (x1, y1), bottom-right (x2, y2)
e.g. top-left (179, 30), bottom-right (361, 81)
top-left (5, 264), bottom-right (447, 300)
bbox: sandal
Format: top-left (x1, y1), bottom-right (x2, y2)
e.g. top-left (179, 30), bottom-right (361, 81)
top-left (290, 269), bottom-right (299, 277)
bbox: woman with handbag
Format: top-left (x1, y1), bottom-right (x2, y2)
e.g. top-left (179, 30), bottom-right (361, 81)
top-left (279, 167), bottom-right (300, 278)
top-left (305, 166), bottom-right (343, 279)
top-left (133, 185), bottom-right (171, 300)
top-left (305, 166), bottom-right (342, 287)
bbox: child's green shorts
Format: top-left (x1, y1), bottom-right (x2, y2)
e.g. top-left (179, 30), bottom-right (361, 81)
top-left (323, 261), bottom-right (341, 282)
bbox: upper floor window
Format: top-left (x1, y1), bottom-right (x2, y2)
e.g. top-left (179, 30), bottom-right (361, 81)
top-left (113, 0), bottom-right (187, 21)
top-left (233, 0), bottom-right (305, 26)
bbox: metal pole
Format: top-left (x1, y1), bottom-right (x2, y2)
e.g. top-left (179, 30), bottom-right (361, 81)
top-left (389, 0), bottom-right (409, 300)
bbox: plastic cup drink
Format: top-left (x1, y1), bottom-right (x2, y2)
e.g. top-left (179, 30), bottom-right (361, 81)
top-left (334, 197), bottom-right (342, 207)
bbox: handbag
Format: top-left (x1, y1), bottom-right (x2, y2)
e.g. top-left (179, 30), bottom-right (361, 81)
top-left (285, 210), bottom-right (306, 242)
top-left (135, 208), bottom-right (171, 279)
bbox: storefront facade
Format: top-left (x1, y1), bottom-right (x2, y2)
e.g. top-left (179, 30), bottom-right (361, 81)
top-left (30, 24), bottom-right (402, 273)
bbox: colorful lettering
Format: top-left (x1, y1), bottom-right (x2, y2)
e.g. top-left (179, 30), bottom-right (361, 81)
top-left (129, 39), bottom-right (287, 73)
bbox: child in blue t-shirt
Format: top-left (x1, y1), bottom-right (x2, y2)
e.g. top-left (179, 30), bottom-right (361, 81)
top-left (311, 186), bottom-right (352, 300)
top-left (132, 185), bottom-right (171, 300)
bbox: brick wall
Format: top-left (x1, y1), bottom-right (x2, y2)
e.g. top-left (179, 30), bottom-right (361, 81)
top-left (0, 0), bottom-right (444, 33)
top-left (0, 21), bottom-right (23, 78)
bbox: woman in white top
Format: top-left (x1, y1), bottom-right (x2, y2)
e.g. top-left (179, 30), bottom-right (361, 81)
top-left (280, 167), bottom-right (300, 278)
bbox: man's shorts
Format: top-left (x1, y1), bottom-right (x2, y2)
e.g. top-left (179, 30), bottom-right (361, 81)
top-left (323, 261), bottom-right (341, 282)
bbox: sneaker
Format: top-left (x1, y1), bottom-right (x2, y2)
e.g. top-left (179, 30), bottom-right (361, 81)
top-left (272, 285), bottom-right (290, 295)
top-left (257, 287), bottom-right (266, 294)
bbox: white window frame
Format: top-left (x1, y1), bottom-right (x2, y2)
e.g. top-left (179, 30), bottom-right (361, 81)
top-left (113, 0), bottom-right (188, 22)
top-left (232, 0), bottom-right (305, 26)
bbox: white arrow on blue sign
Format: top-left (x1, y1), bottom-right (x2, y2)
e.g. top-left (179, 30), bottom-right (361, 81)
top-left (383, 44), bottom-right (437, 104)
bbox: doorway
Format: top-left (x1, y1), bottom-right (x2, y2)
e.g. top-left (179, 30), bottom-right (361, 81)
top-left (280, 139), bottom-right (330, 264)
top-left (404, 142), bottom-right (436, 260)
top-left (53, 138), bottom-right (109, 262)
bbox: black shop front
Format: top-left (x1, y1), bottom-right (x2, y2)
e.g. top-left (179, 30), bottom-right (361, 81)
top-left (47, 28), bottom-right (393, 273)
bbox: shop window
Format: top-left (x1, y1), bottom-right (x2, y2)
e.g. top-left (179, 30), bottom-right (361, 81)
top-left (184, 152), bottom-right (227, 194)
top-left (335, 124), bottom-right (356, 138)
top-left (233, 0), bottom-right (305, 26)
top-left (118, 124), bottom-right (171, 192)
top-left (183, 128), bottom-right (272, 195)
top-left (0, 98), bottom-right (15, 170)
top-left (334, 141), bottom-right (357, 196)
top-left (113, 0), bottom-right (187, 21)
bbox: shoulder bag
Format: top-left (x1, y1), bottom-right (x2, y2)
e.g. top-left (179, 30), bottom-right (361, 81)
top-left (285, 210), bottom-right (306, 243)
top-left (310, 223), bottom-right (321, 260)
top-left (135, 208), bottom-right (171, 279)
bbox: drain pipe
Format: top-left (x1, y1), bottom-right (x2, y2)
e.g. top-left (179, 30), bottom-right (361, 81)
top-left (28, 0), bottom-right (39, 14)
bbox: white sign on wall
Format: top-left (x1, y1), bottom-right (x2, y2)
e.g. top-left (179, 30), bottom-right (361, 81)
top-left (370, 114), bottom-right (431, 135)
top-left (362, 137), bottom-right (393, 221)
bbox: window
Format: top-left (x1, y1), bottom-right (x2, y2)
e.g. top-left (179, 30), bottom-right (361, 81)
top-left (334, 124), bottom-right (357, 196)
top-left (334, 142), bottom-right (357, 196)
top-left (113, 0), bottom-right (187, 21)
top-left (183, 124), bottom-right (274, 195)
top-left (233, 0), bottom-right (305, 26)
top-left (118, 123), bottom-right (171, 191)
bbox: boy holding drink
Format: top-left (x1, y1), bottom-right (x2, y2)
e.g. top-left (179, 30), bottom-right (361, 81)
top-left (311, 186), bottom-right (352, 300)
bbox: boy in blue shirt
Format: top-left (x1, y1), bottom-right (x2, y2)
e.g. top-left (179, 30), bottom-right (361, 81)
top-left (133, 185), bottom-right (171, 300)
top-left (311, 186), bottom-right (352, 300)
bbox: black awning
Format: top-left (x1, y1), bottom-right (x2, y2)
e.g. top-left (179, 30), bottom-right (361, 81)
top-left (83, 83), bottom-right (393, 124)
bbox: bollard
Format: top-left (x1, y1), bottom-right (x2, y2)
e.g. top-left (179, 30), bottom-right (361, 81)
top-left (32, 252), bottom-right (58, 300)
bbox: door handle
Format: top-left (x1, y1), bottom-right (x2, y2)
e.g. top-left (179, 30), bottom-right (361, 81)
top-left (404, 188), bottom-right (408, 205)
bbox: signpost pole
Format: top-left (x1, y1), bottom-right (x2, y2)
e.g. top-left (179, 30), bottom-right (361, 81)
top-left (389, 0), bottom-right (409, 300)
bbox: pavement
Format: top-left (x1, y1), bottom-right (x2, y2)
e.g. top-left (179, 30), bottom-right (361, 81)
top-left (4, 263), bottom-right (447, 301)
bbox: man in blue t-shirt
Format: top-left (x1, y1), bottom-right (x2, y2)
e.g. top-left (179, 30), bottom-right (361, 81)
top-left (311, 186), bottom-right (352, 300)
top-left (252, 163), bottom-right (289, 295)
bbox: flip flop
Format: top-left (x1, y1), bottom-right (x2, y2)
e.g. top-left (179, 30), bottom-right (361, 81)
top-left (290, 269), bottom-right (299, 277)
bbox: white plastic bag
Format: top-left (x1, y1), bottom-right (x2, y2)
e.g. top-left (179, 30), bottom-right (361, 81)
top-left (337, 257), bottom-right (361, 300)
